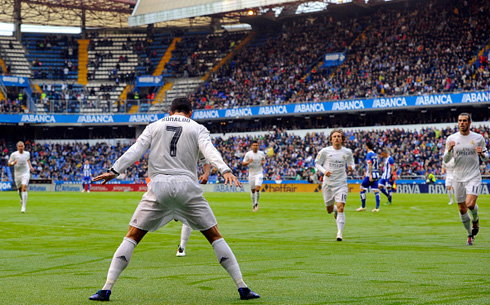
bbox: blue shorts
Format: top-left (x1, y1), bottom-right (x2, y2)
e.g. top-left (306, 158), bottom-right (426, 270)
top-left (378, 178), bottom-right (391, 187)
top-left (82, 176), bottom-right (91, 184)
top-left (361, 176), bottom-right (378, 190)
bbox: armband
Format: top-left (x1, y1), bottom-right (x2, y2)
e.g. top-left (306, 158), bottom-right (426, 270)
top-left (108, 168), bottom-right (120, 176)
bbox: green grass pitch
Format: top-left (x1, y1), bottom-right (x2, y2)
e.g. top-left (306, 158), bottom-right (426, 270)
top-left (1, 191), bottom-right (489, 304)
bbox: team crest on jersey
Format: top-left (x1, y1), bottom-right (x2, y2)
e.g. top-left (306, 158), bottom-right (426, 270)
top-left (471, 140), bottom-right (475, 145)
top-left (342, 155), bottom-right (346, 160)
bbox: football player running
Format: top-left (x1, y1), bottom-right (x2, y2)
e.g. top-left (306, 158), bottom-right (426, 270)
top-left (443, 113), bottom-right (488, 245)
top-left (8, 141), bottom-right (34, 213)
top-left (378, 149), bottom-right (395, 205)
top-left (242, 141), bottom-right (265, 212)
top-left (315, 129), bottom-right (355, 241)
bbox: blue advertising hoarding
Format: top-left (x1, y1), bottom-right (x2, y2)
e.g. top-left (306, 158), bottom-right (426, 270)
top-left (321, 52), bottom-right (346, 67)
top-left (0, 91), bottom-right (489, 124)
top-left (136, 76), bottom-right (164, 87)
top-left (0, 75), bottom-right (29, 87)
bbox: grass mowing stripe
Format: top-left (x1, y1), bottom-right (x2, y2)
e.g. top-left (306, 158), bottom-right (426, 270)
top-left (0, 191), bottom-right (489, 304)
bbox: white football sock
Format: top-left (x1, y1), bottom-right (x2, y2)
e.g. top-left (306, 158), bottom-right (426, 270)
top-left (21, 192), bottom-right (27, 211)
top-left (212, 238), bottom-right (246, 289)
top-left (333, 205), bottom-right (338, 213)
top-left (336, 212), bottom-right (345, 233)
top-left (447, 189), bottom-right (453, 203)
top-left (250, 192), bottom-right (255, 205)
top-left (460, 212), bottom-right (472, 235)
top-left (102, 237), bottom-right (138, 291)
top-left (470, 204), bottom-right (479, 222)
top-left (256, 191), bottom-right (260, 204)
top-left (18, 189), bottom-right (22, 200)
top-left (180, 224), bottom-right (193, 249)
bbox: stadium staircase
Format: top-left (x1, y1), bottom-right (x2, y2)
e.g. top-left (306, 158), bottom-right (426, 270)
top-left (153, 37), bottom-right (182, 77)
top-left (469, 39), bottom-right (490, 68)
top-left (87, 33), bottom-right (145, 112)
top-left (0, 57), bottom-right (7, 74)
top-left (328, 26), bottom-right (370, 78)
top-left (201, 31), bottom-right (255, 82)
top-left (77, 39), bottom-right (90, 85)
top-left (145, 37), bottom-right (182, 110)
top-left (0, 36), bottom-right (31, 77)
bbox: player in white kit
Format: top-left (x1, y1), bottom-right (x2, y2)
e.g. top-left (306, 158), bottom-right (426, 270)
top-left (442, 158), bottom-right (455, 205)
top-left (443, 113), bottom-right (489, 245)
top-left (89, 98), bottom-right (259, 301)
top-left (315, 129), bottom-right (355, 241)
top-left (8, 141), bottom-right (34, 213)
top-left (242, 141), bottom-right (265, 212)
top-left (176, 152), bottom-right (211, 257)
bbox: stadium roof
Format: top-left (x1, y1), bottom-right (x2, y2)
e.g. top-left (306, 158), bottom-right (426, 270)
top-left (130, 0), bottom-right (303, 26)
top-left (0, 0), bottom-right (407, 30)
top-left (0, 0), bottom-right (136, 28)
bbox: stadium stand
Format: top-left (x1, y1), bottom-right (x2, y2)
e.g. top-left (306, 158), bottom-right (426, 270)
top-left (0, 36), bottom-right (31, 77)
top-left (22, 33), bottom-right (79, 80)
top-left (16, 124), bottom-right (490, 183)
top-left (189, 0), bottom-right (490, 109)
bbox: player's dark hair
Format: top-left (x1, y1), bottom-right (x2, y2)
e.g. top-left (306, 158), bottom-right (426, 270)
top-left (329, 128), bottom-right (345, 145)
top-left (459, 112), bottom-right (472, 122)
top-left (170, 97), bottom-right (193, 114)
top-left (252, 140), bottom-right (259, 144)
top-left (366, 141), bottom-right (374, 150)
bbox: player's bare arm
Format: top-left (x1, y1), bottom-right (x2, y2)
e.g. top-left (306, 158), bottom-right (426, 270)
top-left (199, 164), bottom-right (211, 184)
top-left (448, 141), bottom-right (456, 151)
top-left (93, 172), bottom-right (117, 185)
top-left (28, 160), bottom-right (34, 172)
top-left (223, 172), bottom-right (242, 188)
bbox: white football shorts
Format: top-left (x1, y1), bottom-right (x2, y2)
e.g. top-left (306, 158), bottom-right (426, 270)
top-left (453, 177), bottom-right (481, 203)
top-left (445, 175), bottom-right (453, 188)
top-left (249, 173), bottom-right (264, 189)
top-left (129, 174), bottom-right (217, 232)
top-left (322, 183), bottom-right (348, 207)
top-left (15, 173), bottom-right (30, 188)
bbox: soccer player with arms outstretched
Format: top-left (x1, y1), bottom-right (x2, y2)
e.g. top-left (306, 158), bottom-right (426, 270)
top-left (89, 98), bottom-right (259, 301)
top-left (378, 149), bottom-right (395, 205)
top-left (82, 160), bottom-right (93, 193)
top-left (357, 142), bottom-right (381, 212)
top-left (8, 141), bottom-right (34, 213)
top-left (315, 129), bottom-right (355, 241)
top-left (242, 141), bottom-right (265, 212)
top-left (443, 113), bottom-right (489, 245)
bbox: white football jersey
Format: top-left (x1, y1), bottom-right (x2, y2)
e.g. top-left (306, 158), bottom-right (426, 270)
top-left (315, 146), bottom-right (355, 187)
top-left (443, 157), bottom-right (455, 177)
top-left (243, 150), bottom-right (265, 176)
top-left (9, 151), bottom-right (31, 176)
top-left (443, 131), bottom-right (489, 182)
top-left (112, 115), bottom-right (230, 180)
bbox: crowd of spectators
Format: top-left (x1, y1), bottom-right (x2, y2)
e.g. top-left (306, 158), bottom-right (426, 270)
top-left (190, 0), bottom-right (490, 109)
top-left (166, 31), bottom-right (248, 78)
top-left (8, 125), bottom-right (489, 183)
top-left (24, 141), bottom-right (146, 182)
top-left (189, 15), bottom-right (359, 109)
top-left (0, 98), bottom-right (24, 113)
top-left (31, 34), bottom-right (79, 80)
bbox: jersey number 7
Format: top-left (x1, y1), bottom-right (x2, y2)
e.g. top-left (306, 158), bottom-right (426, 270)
top-left (166, 126), bottom-right (183, 157)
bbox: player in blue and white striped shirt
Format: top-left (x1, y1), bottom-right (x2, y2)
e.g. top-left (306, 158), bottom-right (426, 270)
top-left (82, 160), bottom-right (93, 193)
top-left (378, 149), bottom-right (395, 205)
top-left (357, 142), bottom-right (381, 212)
